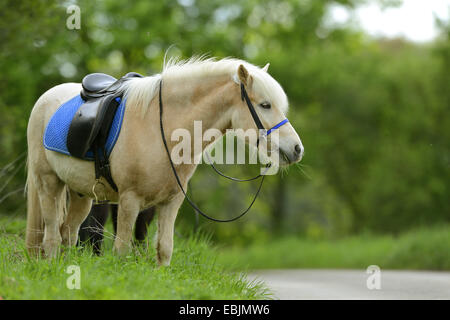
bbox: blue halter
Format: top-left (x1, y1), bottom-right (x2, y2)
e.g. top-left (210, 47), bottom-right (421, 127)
top-left (266, 119), bottom-right (289, 136)
top-left (240, 83), bottom-right (289, 137)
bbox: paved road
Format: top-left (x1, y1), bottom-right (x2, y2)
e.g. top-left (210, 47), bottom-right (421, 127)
top-left (248, 269), bottom-right (450, 300)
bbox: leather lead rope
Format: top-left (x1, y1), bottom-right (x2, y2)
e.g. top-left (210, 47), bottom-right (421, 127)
top-left (204, 151), bottom-right (271, 182)
top-left (159, 79), bottom-right (265, 223)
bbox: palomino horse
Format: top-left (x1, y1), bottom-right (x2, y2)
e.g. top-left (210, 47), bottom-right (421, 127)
top-left (26, 57), bottom-right (304, 266)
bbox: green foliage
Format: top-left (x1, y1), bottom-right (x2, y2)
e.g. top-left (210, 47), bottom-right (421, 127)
top-left (0, 0), bottom-right (448, 243)
top-left (385, 226), bottom-right (450, 270)
top-left (216, 224), bottom-right (450, 270)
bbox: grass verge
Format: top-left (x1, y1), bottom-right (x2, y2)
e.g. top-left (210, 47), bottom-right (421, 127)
top-left (0, 217), bottom-right (269, 299)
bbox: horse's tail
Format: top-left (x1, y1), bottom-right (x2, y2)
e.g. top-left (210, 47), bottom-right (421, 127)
top-left (25, 161), bottom-right (43, 256)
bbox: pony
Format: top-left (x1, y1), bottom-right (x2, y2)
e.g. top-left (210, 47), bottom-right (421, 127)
top-left (25, 57), bottom-right (304, 266)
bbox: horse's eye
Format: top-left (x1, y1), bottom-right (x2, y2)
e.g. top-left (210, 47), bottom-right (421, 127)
top-left (259, 102), bottom-right (271, 109)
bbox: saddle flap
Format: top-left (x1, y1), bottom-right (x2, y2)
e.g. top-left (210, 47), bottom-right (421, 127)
top-left (67, 95), bottom-right (117, 158)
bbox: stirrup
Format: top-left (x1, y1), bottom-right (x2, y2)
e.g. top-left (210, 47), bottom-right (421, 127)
top-left (92, 179), bottom-right (108, 204)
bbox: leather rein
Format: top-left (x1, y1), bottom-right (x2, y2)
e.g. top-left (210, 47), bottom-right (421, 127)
top-left (158, 79), bottom-right (289, 222)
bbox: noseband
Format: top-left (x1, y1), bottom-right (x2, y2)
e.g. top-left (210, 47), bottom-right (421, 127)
top-left (159, 79), bottom-right (289, 223)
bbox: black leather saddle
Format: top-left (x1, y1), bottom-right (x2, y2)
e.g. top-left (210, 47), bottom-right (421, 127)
top-left (80, 72), bottom-right (143, 100)
top-left (67, 72), bottom-right (143, 193)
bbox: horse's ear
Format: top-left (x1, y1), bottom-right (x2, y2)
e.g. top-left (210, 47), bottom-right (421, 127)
top-left (237, 64), bottom-right (250, 86)
top-left (262, 63), bottom-right (270, 73)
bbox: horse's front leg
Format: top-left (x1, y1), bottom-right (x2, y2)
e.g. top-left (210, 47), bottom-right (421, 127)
top-left (155, 193), bottom-right (184, 266)
top-left (114, 191), bottom-right (141, 255)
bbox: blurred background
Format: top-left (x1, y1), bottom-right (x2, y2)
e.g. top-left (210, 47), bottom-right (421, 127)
top-left (0, 0), bottom-right (448, 269)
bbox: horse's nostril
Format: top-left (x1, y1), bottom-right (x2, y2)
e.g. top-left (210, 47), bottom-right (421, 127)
top-left (294, 144), bottom-right (301, 155)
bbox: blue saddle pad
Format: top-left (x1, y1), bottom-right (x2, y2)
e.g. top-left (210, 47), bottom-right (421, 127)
top-left (43, 95), bottom-right (126, 160)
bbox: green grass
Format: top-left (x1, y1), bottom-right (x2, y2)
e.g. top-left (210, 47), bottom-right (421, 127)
top-left (0, 217), bottom-right (269, 300)
top-left (215, 225), bottom-right (450, 271)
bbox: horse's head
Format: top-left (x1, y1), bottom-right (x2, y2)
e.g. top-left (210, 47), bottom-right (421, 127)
top-left (230, 63), bottom-right (304, 167)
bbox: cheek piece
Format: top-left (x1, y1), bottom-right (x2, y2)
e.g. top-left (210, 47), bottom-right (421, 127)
top-left (240, 83), bottom-right (289, 144)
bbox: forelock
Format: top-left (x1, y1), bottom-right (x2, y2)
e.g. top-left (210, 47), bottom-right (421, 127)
top-left (251, 68), bottom-right (289, 114)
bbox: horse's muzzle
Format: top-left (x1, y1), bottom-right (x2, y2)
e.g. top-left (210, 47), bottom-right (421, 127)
top-left (280, 143), bottom-right (304, 165)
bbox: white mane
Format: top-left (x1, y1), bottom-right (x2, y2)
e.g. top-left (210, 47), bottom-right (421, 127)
top-left (122, 56), bottom-right (288, 116)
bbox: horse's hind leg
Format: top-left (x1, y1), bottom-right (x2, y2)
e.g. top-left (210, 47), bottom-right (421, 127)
top-left (61, 190), bottom-right (92, 247)
top-left (37, 173), bottom-right (65, 258)
top-left (135, 207), bottom-right (155, 242)
top-left (78, 204), bottom-right (110, 255)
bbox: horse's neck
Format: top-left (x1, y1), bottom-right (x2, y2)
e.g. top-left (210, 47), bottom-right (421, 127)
top-left (162, 75), bottom-right (237, 151)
